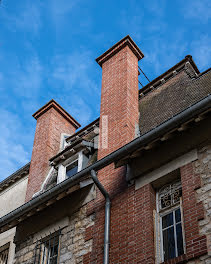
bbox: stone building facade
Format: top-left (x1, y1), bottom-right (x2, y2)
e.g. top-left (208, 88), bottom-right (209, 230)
top-left (0, 35), bottom-right (211, 264)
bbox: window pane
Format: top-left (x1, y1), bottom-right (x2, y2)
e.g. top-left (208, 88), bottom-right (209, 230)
top-left (176, 223), bottom-right (184, 256)
top-left (163, 227), bottom-right (176, 261)
top-left (66, 161), bottom-right (78, 178)
top-left (175, 208), bottom-right (181, 223)
top-left (162, 212), bottom-right (173, 228)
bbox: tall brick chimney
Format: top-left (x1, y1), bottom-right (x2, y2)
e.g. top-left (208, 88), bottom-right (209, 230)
top-left (96, 35), bottom-right (144, 158)
top-left (25, 100), bottom-right (80, 201)
top-left (91, 36), bottom-right (145, 263)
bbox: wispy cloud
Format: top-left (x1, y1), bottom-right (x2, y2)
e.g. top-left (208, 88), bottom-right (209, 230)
top-left (50, 50), bottom-right (100, 125)
top-left (191, 35), bottom-right (211, 69)
top-left (12, 56), bottom-right (43, 98)
top-left (51, 50), bottom-right (99, 95)
top-left (1, 1), bottom-right (42, 35)
top-left (183, 0), bottom-right (211, 23)
top-left (0, 110), bottom-right (30, 181)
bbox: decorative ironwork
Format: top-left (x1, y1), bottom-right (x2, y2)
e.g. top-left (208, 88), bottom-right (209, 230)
top-left (33, 230), bottom-right (61, 264)
top-left (159, 181), bottom-right (182, 210)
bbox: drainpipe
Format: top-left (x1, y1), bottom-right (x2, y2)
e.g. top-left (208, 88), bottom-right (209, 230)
top-left (91, 170), bottom-right (111, 264)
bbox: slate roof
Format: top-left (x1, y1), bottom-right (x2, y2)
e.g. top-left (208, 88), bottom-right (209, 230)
top-left (139, 57), bottom-right (211, 135)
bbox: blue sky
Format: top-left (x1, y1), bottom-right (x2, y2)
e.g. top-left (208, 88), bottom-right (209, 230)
top-left (0, 0), bottom-right (210, 181)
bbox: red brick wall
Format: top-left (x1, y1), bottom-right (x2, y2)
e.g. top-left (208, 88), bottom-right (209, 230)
top-left (82, 39), bottom-right (157, 263)
top-left (180, 163), bottom-right (207, 260)
top-left (25, 107), bottom-right (77, 201)
top-left (99, 45), bottom-right (139, 157)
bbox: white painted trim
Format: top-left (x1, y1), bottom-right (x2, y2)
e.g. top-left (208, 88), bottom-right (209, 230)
top-left (57, 165), bottom-right (66, 184)
top-left (40, 167), bottom-right (54, 190)
top-left (135, 149), bottom-right (198, 190)
top-left (60, 133), bottom-right (71, 150)
top-left (57, 151), bottom-right (89, 183)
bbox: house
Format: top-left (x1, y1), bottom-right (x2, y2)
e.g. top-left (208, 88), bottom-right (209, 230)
top-left (0, 35), bottom-right (211, 264)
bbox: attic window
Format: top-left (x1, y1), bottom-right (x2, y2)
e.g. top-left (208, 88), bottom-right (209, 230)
top-left (66, 160), bottom-right (78, 178)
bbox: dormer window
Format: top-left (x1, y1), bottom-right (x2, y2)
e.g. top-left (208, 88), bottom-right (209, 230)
top-left (57, 151), bottom-right (89, 183)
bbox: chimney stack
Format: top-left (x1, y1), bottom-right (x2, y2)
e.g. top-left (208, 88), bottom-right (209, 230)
top-left (25, 100), bottom-right (80, 201)
top-left (96, 35), bottom-right (144, 158)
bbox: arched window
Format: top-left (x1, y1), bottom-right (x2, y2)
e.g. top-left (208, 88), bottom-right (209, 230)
top-left (158, 181), bottom-right (185, 262)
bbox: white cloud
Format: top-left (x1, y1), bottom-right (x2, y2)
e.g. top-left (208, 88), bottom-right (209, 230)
top-left (0, 110), bottom-right (30, 181)
top-left (68, 97), bottom-right (93, 125)
top-left (51, 50), bottom-right (99, 95)
top-left (183, 0), bottom-right (211, 23)
top-left (191, 35), bottom-right (211, 69)
top-left (12, 56), bottom-right (43, 98)
top-left (50, 50), bottom-right (100, 125)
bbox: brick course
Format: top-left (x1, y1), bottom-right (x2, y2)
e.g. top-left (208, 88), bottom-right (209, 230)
top-left (25, 101), bottom-right (79, 201)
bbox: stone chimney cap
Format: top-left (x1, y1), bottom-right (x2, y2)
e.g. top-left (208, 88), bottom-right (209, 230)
top-left (96, 35), bottom-right (144, 67)
top-left (32, 99), bottom-right (81, 129)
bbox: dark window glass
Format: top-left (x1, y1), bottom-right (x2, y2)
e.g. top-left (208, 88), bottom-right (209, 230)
top-left (176, 223), bottom-right (184, 256)
top-left (66, 161), bottom-right (78, 178)
top-left (161, 208), bottom-right (184, 261)
top-left (175, 208), bottom-right (181, 223)
top-left (163, 227), bottom-right (176, 261)
top-left (162, 212), bottom-right (173, 228)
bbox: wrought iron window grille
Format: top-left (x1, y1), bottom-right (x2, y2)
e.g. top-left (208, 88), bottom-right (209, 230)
top-left (157, 181), bottom-right (185, 262)
top-left (0, 246), bottom-right (9, 264)
top-left (33, 230), bottom-right (61, 264)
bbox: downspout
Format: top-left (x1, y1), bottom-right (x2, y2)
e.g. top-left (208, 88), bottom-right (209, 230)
top-left (91, 170), bottom-right (111, 264)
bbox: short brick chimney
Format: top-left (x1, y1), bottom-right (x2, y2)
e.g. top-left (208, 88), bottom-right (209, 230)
top-left (96, 35), bottom-right (144, 158)
top-left (25, 100), bottom-right (80, 201)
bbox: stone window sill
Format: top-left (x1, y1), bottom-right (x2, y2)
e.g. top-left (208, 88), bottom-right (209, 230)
top-left (161, 254), bottom-right (187, 264)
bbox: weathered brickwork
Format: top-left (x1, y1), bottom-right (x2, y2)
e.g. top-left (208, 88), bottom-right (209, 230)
top-left (14, 206), bottom-right (94, 264)
top-left (26, 102), bottom-right (79, 201)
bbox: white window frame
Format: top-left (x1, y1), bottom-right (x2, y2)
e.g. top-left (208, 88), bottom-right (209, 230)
top-left (60, 133), bottom-right (71, 150)
top-left (156, 182), bottom-right (186, 263)
top-left (57, 151), bottom-right (88, 184)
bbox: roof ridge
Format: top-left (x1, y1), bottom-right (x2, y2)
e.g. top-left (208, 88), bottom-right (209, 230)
top-left (139, 55), bottom-right (200, 97)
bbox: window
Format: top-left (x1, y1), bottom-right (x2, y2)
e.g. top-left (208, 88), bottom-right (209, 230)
top-left (158, 181), bottom-right (185, 262)
top-left (66, 160), bottom-right (78, 178)
top-left (0, 245), bottom-right (9, 264)
top-left (34, 232), bottom-right (60, 264)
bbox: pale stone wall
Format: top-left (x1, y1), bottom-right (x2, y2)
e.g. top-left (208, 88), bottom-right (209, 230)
top-left (0, 176), bottom-right (28, 218)
top-left (14, 206), bottom-right (94, 264)
top-left (0, 176), bottom-right (28, 264)
top-left (187, 144), bottom-right (211, 263)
